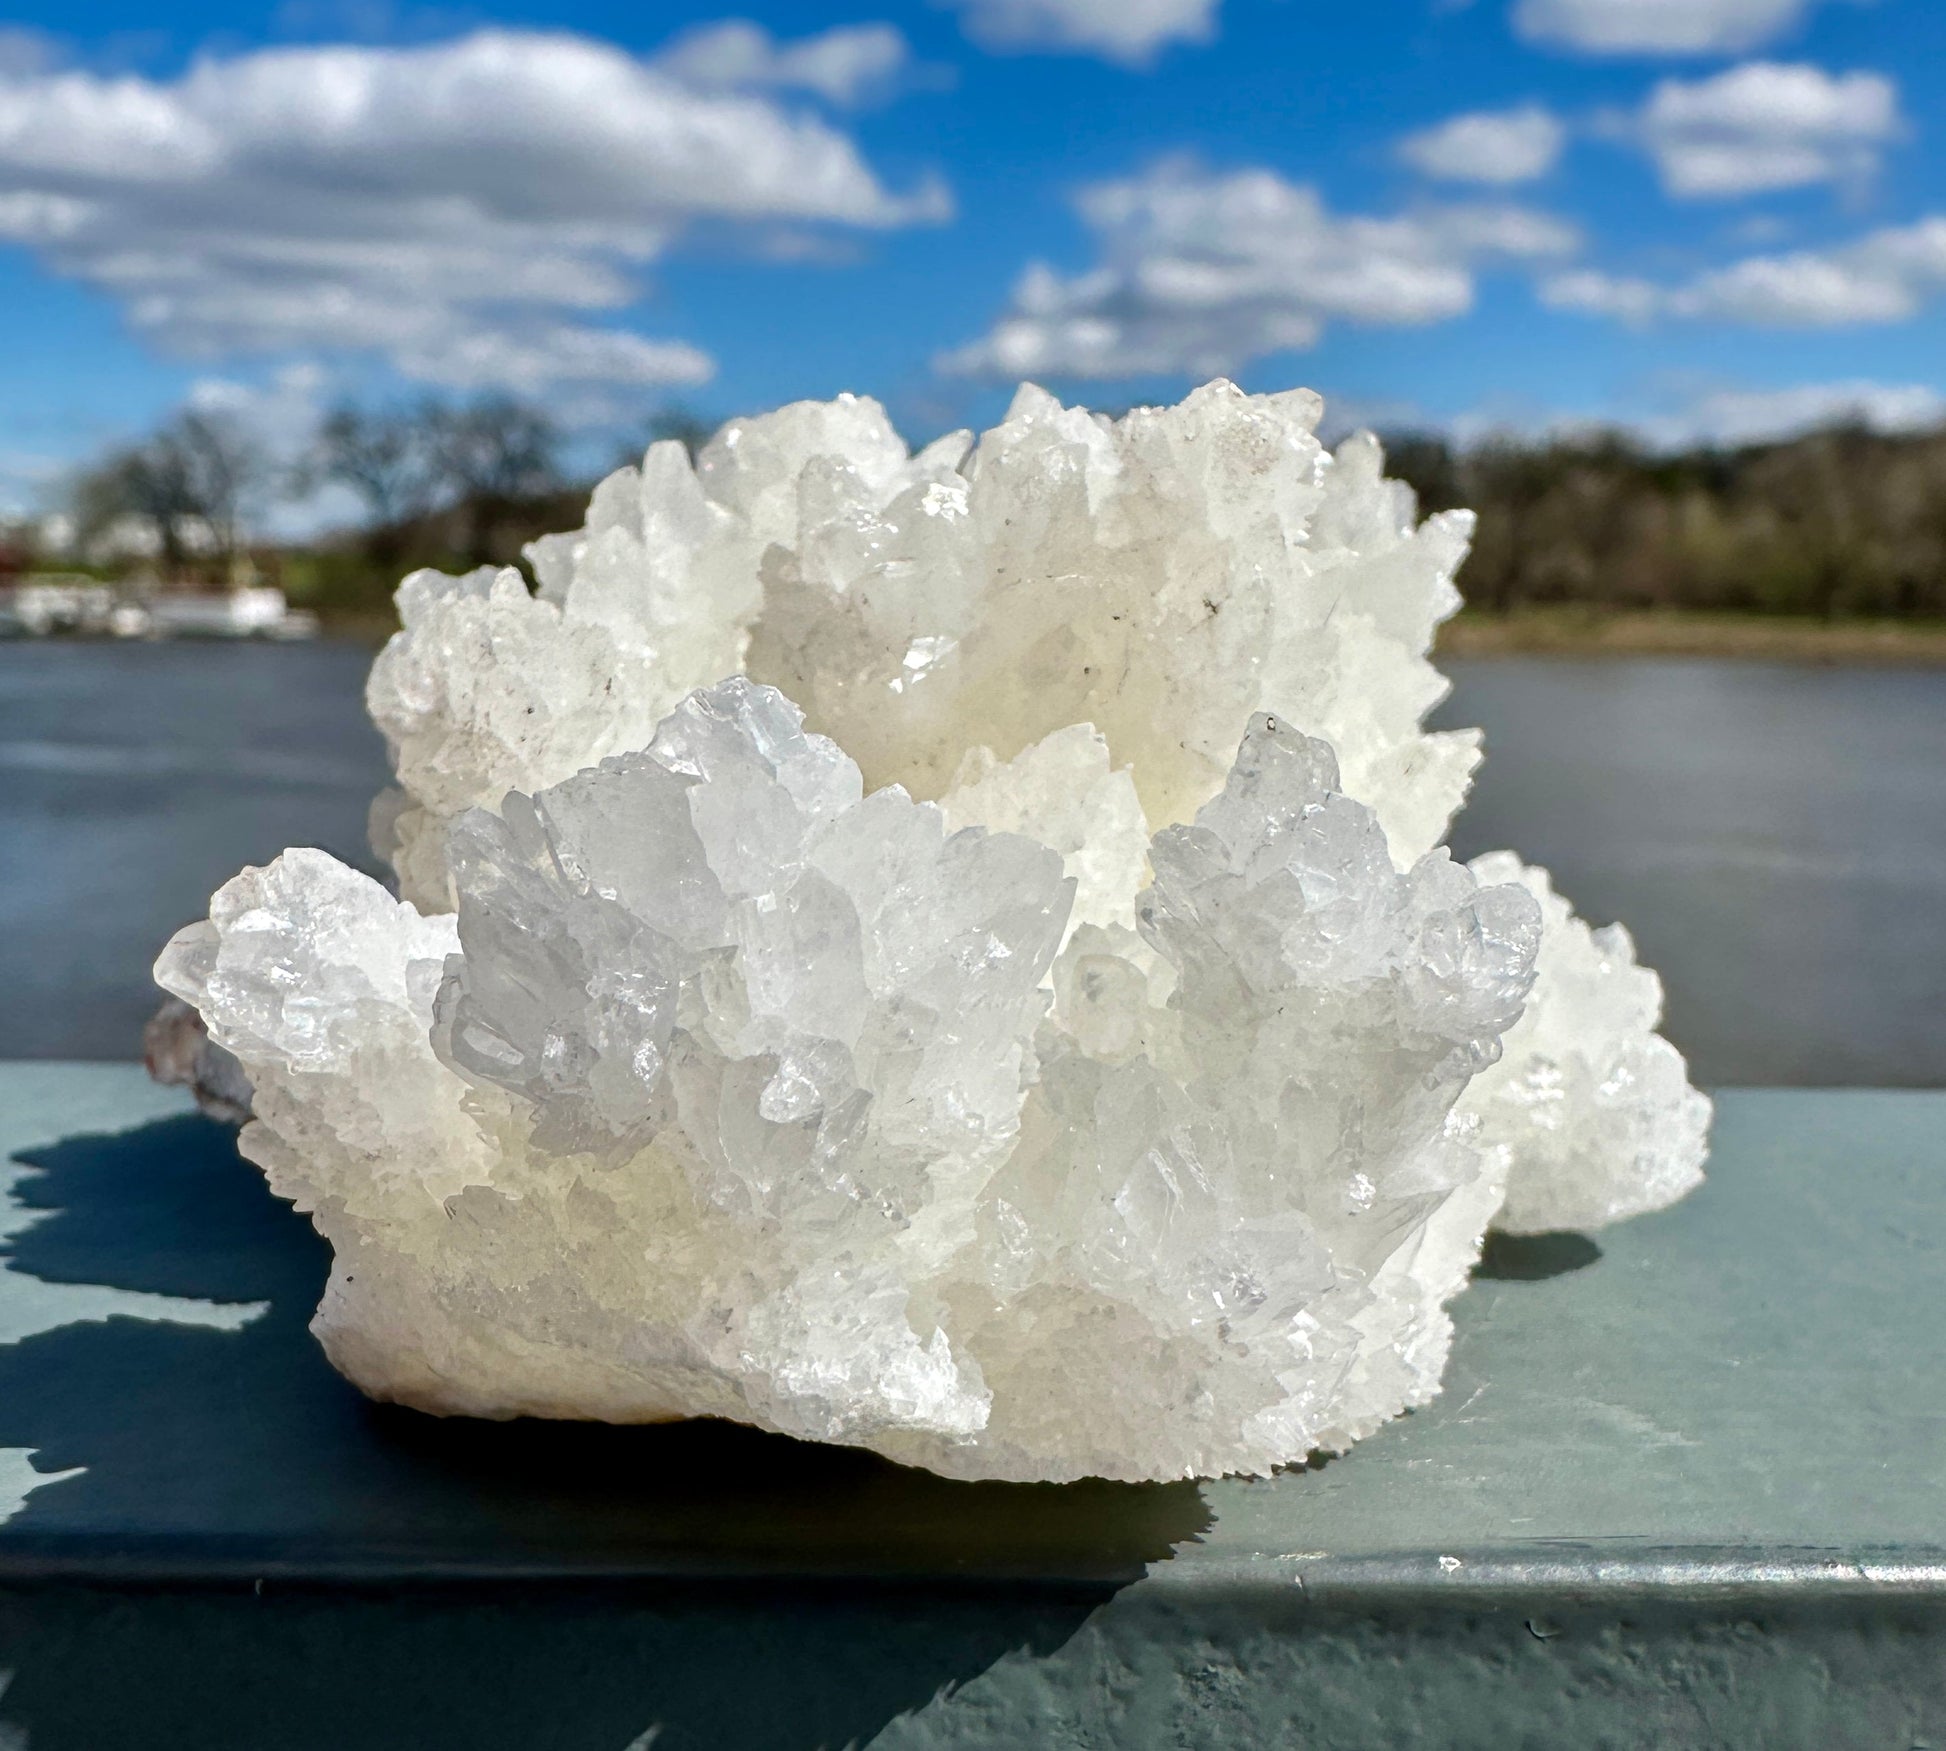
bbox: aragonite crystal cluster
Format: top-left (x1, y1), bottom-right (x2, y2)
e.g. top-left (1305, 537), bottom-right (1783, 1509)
top-left (157, 381), bottom-right (1709, 1483)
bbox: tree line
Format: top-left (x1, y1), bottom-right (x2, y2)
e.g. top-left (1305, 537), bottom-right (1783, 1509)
top-left (60, 397), bottom-right (710, 608)
top-left (1384, 422), bottom-right (1946, 621)
top-left (53, 398), bottom-right (1946, 623)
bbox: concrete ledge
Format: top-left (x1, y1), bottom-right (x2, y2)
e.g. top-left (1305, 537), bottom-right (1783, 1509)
top-left (0, 1067), bottom-right (1939, 1747)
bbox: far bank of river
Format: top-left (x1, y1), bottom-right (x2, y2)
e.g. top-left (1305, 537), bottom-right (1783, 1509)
top-left (302, 605), bottom-right (1946, 665)
top-left (1438, 607), bottom-right (1946, 665)
top-left (3, 640), bottom-right (1942, 1086)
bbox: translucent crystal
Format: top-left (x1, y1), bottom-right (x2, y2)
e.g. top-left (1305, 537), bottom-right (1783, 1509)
top-left (160, 691), bottom-right (1542, 1481)
top-left (940, 724), bottom-right (1149, 937)
top-left (1458, 855), bottom-right (1710, 1235)
top-left (368, 382), bottom-right (1479, 911)
top-left (746, 385), bottom-right (1479, 860)
top-left (161, 379), bottom-right (1711, 1482)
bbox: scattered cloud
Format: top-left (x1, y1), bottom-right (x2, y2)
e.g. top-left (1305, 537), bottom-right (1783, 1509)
top-left (937, 0), bottom-right (1218, 68)
top-left (655, 21), bottom-right (916, 108)
top-left (1542, 216), bottom-right (1946, 326)
top-left (0, 28), bottom-right (946, 398)
top-left (1440, 372), bottom-right (1946, 451)
top-left (942, 161), bottom-right (1577, 379)
top-left (1538, 269), bottom-right (1667, 323)
top-left (393, 327), bottom-right (714, 396)
top-left (1612, 62), bottom-right (1900, 197)
top-left (1399, 105), bottom-right (1565, 185)
top-left (1514, 0), bottom-right (1840, 57)
top-left (186, 360), bottom-right (331, 437)
top-left (1643, 378), bottom-right (1946, 446)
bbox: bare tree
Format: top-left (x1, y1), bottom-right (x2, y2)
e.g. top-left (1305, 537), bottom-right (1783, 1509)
top-left (428, 398), bottom-right (558, 492)
top-left (73, 450), bottom-right (155, 570)
top-left (72, 436), bottom-right (196, 577)
top-left (71, 410), bottom-right (259, 582)
top-left (425, 396), bottom-right (562, 566)
top-left (302, 404), bottom-right (440, 561)
top-left (172, 410), bottom-right (258, 567)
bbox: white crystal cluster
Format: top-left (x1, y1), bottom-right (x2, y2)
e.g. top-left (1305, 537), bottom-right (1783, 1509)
top-left (366, 387), bottom-right (1477, 912)
top-left (158, 380), bottom-right (1708, 1483)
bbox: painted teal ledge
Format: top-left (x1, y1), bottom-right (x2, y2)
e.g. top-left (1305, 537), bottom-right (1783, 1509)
top-left (0, 1065), bottom-right (1940, 1749)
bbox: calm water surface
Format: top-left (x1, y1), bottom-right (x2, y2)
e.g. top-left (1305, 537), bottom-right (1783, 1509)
top-left (3, 642), bottom-right (1942, 1084)
top-left (2, 643), bottom-right (389, 1061)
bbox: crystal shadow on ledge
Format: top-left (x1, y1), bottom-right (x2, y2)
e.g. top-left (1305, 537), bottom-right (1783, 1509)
top-left (0, 1112), bottom-right (1210, 1751)
top-left (1474, 1229), bottom-right (1603, 1282)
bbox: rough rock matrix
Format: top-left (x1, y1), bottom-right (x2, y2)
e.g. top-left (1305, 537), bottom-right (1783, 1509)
top-left (158, 381), bottom-right (1709, 1482)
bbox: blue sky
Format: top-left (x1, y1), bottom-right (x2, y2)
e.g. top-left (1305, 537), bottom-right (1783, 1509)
top-left (2, 0), bottom-right (1944, 513)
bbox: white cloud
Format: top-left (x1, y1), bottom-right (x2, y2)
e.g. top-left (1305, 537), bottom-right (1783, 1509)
top-left (1621, 62), bottom-right (1900, 197)
top-left (655, 21), bottom-right (913, 107)
top-left (396, 326), bottom-right (714, 395)
top-left (1644, 379), bottom-right (1946, 446)
top-left (1398, 105), bottom-right (1565, 185)
top-left (1539, 268), bottom-right (1665, 323)
top-left (1542, 216), bottom-right (1946, 327)
top-left (1515, 0), bottom-right (1843, 56)
top-left (0, 28), bottom-right (946, 397)
top-left (1445, 375), bottom-right (1945, 451)
top-left (1681, 238), bottom-right (1936, 321)
top-left (187, 360), bottom-right (330, 440)
top-left (942, 161), bottom-right (1577, 379)
top-left (938, 0), bottom-right (1217, 68)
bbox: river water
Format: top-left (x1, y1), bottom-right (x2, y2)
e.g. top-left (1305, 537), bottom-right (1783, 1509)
top-left (3, 641), bottom-right (1941, 1085)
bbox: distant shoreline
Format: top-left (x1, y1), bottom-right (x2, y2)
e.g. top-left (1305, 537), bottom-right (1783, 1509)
top-left (299, 604), bottom-right (1946, 665)
top-left (1437, 608), bottom-right (1946, 666)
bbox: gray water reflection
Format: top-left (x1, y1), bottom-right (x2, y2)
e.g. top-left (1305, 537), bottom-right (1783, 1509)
top-left (0, 643), bottom-right (389, 1060)
top-left (1, 643), bottom-right (1939, 1083)
top-left (1437, 660), bottom-right (1946, 1087)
